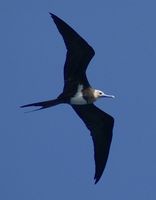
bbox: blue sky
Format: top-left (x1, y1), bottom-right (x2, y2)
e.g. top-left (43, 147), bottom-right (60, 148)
top-left (0, 0), bottom-right (156, 199)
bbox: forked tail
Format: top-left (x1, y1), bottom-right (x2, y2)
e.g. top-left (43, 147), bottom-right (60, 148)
top-left (20, 98), bottom-right (63, 111)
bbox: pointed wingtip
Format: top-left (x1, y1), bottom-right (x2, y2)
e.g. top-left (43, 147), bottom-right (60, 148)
top-left (49, 12), bottom-right (58, 20)
top-left (49, 12), bottom-right (54, 17)
top-left (94, 176), bottom-right (100, 184)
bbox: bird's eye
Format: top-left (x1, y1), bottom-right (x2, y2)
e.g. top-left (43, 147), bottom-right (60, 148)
top-left (99, 92), bottom-right (102, 95)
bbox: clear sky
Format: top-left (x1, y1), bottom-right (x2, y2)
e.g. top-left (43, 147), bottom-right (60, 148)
top-left (0, 0), bottom-right (156, 199)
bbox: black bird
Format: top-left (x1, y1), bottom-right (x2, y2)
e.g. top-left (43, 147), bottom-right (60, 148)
top-left (21, 13), bottom-right (115, 184)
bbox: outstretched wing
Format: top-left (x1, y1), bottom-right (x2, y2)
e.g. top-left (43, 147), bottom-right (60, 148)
top-left (50, 13), bottom-right (95, 89)
top-left (72, 104), bottom-right (114, 184)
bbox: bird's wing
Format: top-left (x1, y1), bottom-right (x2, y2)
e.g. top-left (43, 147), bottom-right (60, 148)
top-left (50, 13), bottom-right (95, 88)
top-left (72, 104), bottom-right (114, 184)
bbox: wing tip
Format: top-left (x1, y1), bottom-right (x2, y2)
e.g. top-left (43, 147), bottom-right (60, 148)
top-left (49, 12), bottom-right (54, 18)
top-left (94, 175), bottom-right (101, 184)
top-left (49, 12), bottom-right (59, 21)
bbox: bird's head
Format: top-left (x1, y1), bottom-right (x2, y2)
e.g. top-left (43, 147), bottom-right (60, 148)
top-left (94, 89), bottom-right (115, 99)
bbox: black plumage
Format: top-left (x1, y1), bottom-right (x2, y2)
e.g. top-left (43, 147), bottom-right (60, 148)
top-left (21, 13), bottom-right (114, 184)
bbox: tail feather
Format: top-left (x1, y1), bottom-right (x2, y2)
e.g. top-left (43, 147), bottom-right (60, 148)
top-left (20, 98), bottom-right (62, 110)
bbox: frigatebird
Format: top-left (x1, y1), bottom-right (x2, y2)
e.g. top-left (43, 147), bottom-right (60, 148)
top-left (21, 13), bottom-right (115, 184)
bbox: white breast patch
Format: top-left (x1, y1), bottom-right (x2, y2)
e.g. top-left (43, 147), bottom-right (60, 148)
top-left (70, 84), bottom-right (87, 105)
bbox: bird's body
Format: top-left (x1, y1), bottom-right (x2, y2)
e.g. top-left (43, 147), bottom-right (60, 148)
top-left (70, 85), bottom-right (106, 105)
top-left (21, 13), bottom-right (115, 184)
top-left (70, 84), bottom-right (88, 105)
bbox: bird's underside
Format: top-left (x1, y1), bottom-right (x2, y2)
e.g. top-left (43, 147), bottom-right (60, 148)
top-left (21, 13), bottom-right (114, 184)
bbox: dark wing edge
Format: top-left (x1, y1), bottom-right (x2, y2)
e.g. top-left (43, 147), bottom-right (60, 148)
top-left (49, 13), bottom-right (95, 86)
top-left (72, 104), bottom-right (114, 184)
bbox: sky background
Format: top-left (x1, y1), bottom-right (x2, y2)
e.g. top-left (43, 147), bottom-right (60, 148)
top-left (0, 0), bottom-right (156, 199)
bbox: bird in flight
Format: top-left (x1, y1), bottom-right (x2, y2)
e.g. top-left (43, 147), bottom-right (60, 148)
top-left (21, 13), bottom-right (115, 184)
